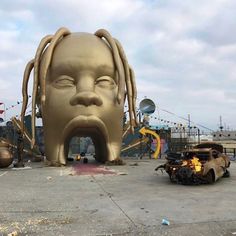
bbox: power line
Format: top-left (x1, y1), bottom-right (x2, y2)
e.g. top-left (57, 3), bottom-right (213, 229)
top-left (153, 107), bottom-right (215, 132)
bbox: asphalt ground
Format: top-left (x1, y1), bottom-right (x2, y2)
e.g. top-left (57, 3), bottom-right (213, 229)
top-left (0, 157), bottom-right (235, 236)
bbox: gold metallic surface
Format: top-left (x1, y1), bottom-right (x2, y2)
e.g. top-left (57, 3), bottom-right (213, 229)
top-left (0, 142), bottom-right (13, 168)
top-left (21, 28), bottom-right (137, 166)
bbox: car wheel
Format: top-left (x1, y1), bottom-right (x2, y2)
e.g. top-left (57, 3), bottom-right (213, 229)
top-left (223, 169), bottom-right (230, 178)
top-left (168, 173), bottom-right (176, 183)
top-left (206, 170), bottom-right (215, 184)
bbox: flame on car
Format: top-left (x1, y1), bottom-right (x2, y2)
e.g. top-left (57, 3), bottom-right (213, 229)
top-left (182, 157), bottom-right (202, 173)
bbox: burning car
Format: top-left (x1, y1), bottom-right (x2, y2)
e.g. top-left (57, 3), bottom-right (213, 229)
top-left (155, 143), bottom-right (230, 184)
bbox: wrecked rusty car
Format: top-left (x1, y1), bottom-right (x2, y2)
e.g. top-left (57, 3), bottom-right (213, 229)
top-left (155, 143), bottom-right (230, 184)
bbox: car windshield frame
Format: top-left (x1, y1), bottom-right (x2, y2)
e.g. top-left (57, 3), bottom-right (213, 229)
top-left (182, 150), bottom-right (211, 161)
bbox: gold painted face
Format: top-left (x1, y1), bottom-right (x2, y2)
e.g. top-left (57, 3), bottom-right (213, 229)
top-left (42, 33), bottom-right (125, 165)
top-left (20, 28), bottom-right (137, 166)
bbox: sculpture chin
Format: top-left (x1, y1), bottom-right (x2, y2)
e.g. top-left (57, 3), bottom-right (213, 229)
top-left (59, 115), bottom-right (111, 164)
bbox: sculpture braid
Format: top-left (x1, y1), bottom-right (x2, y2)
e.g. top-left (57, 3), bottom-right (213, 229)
top-left (22, 28), bottom-right (71, 148)
top-left (21, 59), bottom-right (34, 133)
top-left (129, 66), bottom-right (138, 126)
top-left (31, 35), bottom-right (52, 148)
top-left (40, 27), bottom-right (71, 105)
top-left (94, 29), bottom-right (123, 104)
top-left (113, 38), bottom-right (136, 133)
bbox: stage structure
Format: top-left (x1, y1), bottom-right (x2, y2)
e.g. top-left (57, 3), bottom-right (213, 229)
top-left (20, 28), bottom-right (137, 166)
top-left (121, 99), bottom-right (161, 159)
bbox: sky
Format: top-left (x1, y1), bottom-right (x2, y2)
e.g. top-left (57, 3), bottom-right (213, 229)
top-left (0, 0), bottom-right (236, 131)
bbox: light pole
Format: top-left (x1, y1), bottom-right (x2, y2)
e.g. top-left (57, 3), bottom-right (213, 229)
top-left (197, 128), bottom-right (200, 144)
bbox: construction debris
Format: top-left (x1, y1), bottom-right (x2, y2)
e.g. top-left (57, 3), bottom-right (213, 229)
top-left (161, 218), bottom-right (170, 226)
top-left (7, 231), bottom-right (18, 236)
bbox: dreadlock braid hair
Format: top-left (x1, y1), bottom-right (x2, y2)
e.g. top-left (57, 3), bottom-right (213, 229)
top-left (21, 27), bottom-right (137, 149)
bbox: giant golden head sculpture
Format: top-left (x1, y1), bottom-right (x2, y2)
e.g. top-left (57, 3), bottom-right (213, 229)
top-left (20, 27), bottom-right (137, 166)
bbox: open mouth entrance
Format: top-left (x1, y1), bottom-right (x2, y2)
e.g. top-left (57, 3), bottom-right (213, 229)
top-left (64, 127), bottom-right (108, 163)
top-left (68, 137), bottom-right (95, 158)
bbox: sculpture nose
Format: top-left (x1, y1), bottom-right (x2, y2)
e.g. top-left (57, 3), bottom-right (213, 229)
top-left (70, 91), bottom-right (103, 106)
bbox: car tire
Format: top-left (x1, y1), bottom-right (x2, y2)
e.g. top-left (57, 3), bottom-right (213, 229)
top-left (223, 169), bottom-right (230, 178)
top-left (206, 170), bottom-right (215, 184)
top-left (168, 173), bottom-right (175, 183)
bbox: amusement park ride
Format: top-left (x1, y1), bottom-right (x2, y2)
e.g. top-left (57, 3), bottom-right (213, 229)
top-left (121, 98), bottom-right (161, 159)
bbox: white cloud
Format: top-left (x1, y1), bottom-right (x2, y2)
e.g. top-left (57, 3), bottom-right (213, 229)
top-left (0, 0), bottom-right (236, 130)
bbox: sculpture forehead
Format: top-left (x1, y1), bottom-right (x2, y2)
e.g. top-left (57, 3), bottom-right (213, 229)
top-left (51, 32), bottom-right (114, 66)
